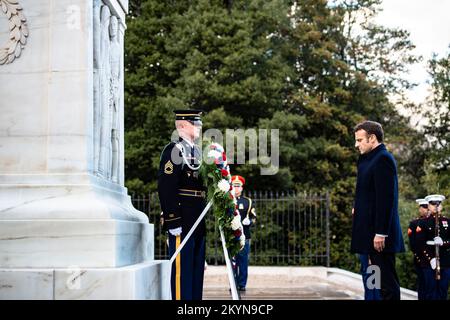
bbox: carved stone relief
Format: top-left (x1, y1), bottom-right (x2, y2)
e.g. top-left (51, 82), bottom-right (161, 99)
top-left (0, 0), bottom-right (28, 65)
top-left (93, 0), bottom-right (123, 184)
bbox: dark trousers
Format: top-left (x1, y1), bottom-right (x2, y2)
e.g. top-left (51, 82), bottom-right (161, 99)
top-left (414, 265), bottom-right (426, 300)
top-left (168, 232), bottom-right (205, 300)
top-left (234, 239), bottom-right (250, 288)
top-left (423, 267), bottom-right (450, 300)
top-left (359, 254), bottom-right (381, 300)
top-left (369, 252), bottom-right (400, 300)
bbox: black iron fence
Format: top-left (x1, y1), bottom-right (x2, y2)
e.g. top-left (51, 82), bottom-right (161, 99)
top-left (132, 191), bottom-right (330, 267)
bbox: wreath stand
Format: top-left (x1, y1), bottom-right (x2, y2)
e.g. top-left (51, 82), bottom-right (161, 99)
top-left (168, 201), bottom-right (239, 300)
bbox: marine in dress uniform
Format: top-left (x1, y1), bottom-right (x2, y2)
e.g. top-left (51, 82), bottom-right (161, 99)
top-left (415, 194), bottom-right (450, 300)
top-left (407, 198), bottom-right (430, 300)
top-left (158, 110), bottom-right (207, 300)
top-left (231, 175), bottom-right (256, 291)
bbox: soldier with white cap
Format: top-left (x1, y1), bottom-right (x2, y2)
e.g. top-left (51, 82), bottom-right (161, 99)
top-left (415, 194), bottom-right (449, 300)
top-left (417, 198), bottom-right (430, 219)
top-left (407, 198), bottom-right (430, 299)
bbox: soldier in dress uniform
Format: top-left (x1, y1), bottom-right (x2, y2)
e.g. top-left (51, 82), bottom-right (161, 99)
top-left (415, 194), bottom-right (450, 300)
top-left (158, 110), bottom-right (207, 300)
top-left (231, 175), bottom-right (256, 292)
top-left (407, 198), bottom-right (430, 300)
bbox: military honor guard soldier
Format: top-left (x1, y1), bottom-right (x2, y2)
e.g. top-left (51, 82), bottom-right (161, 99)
top-left (157, 110), bottom-right (207, 300)
top-left (231, 175), bottom-right (256, 292)
top-left (414, 194), bottom-right (450, 300)
top-left (407, 198), bottom-right (430, 300)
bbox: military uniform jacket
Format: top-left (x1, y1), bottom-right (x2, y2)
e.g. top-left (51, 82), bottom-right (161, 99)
top-left (236, 196), bottom-right (256, 239)
top-left (408, 217), bottom-right (430, 268)
top-left (415, 214), bottom-right (450, 268)
top-left (158, 138), bottom-right (207, 236)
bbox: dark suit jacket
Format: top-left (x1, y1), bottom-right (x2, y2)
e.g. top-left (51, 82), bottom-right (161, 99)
top-left (351, 144), bottom-right (405, 254)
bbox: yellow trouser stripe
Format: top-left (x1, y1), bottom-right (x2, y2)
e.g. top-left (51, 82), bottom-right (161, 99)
top-left (175, 235), bottom-right (181, 300)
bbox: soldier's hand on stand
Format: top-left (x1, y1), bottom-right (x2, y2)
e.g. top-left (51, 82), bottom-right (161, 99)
top-left (242, 217), bottom-right (251, 226)
top-left (430, 258), bottom-right (437, 270)
top-left (169, 227), bottom-right (182, 236)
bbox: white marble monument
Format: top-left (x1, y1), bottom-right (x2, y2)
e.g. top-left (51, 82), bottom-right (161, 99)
top-left (0, 0), bottom-right (170, 299)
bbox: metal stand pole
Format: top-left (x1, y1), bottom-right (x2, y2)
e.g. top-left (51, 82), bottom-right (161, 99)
top-left (219, 226), bottom-right (240, 300)
top-left (166, 200), bottom-right (240, 300)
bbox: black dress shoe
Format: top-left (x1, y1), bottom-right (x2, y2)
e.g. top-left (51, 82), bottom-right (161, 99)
top-left (238, 287), bottom-right (246, 292)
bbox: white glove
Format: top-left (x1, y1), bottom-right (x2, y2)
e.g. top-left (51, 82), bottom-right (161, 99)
top-left (434, 236), bottom-right (443, 246)
top-left (169, 227), bottom-right (182, 236)
top-left (430, 257), bottom-right (437, 270)
top-left (242, 217), bottom-right (251, 226)
top-left (427, 236), bottom-right (444, 246)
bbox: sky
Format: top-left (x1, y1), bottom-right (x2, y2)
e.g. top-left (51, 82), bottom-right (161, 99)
top-left (375, 0), bottom-right (450, 105)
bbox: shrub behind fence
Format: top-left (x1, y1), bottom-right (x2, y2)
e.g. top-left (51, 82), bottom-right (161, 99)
top-left (132, 191), bottom-right (330, 267)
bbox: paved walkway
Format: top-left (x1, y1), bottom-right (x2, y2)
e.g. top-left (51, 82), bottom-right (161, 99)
top-left (203, 266), bottom-right (417, 300)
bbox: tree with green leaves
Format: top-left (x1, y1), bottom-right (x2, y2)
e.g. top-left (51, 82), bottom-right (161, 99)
top-left (124, 0), bottom-right (429, 290)
top-left (421, 48), bottom-right (450, 197)
top-left (124, 0), bottom-right (292, 193)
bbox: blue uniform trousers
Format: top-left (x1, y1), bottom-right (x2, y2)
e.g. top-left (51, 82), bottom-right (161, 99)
top-left (423, 267), bottom-right (450, 300)
top-left (234, 239), bottom-right (250, 289)
top-left (168, 232), bottom-right (205, 300)
top-left (414, 265), bottom-right (426, 300)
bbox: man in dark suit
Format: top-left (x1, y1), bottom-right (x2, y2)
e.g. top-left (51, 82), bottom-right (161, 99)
top-left (158, 109), bottom-right (206, 300)
top-left (351, 120), bottom-right (405, 300)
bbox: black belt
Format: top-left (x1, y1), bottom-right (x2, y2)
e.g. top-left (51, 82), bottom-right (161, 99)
top-left (178, 189), bottom-right (206, 198)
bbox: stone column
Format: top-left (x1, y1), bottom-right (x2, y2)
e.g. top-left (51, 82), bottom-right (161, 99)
top-left (0, 0), bottom-right (170, 299)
